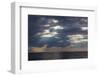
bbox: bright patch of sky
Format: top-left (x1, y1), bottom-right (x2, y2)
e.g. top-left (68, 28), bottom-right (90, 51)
top-left (51, 25), bottom-right (64, 30)
top-left (44, 24), bottom-right (50, 27)
top-left (68, 34), bottom-right (87, 44)
top-left (81, 27), bottom-right (88, 31)
top-left (52, 19), bottom-right (59, 23)
top-left (43, 29), bottom-right (50, 34)
top-left (41, 31), bottom-right (58, 37)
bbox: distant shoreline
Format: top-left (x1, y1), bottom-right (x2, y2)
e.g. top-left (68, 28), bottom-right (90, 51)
top-left (29, 47), bottom-right (87, 53)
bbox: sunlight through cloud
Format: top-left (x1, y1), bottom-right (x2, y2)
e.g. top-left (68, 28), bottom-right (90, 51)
top-left (51, 25), bottom-right (64, 30)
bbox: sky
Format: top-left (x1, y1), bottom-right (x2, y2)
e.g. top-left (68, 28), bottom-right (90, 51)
top-left (28, 15), bottom-right (88, 48)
